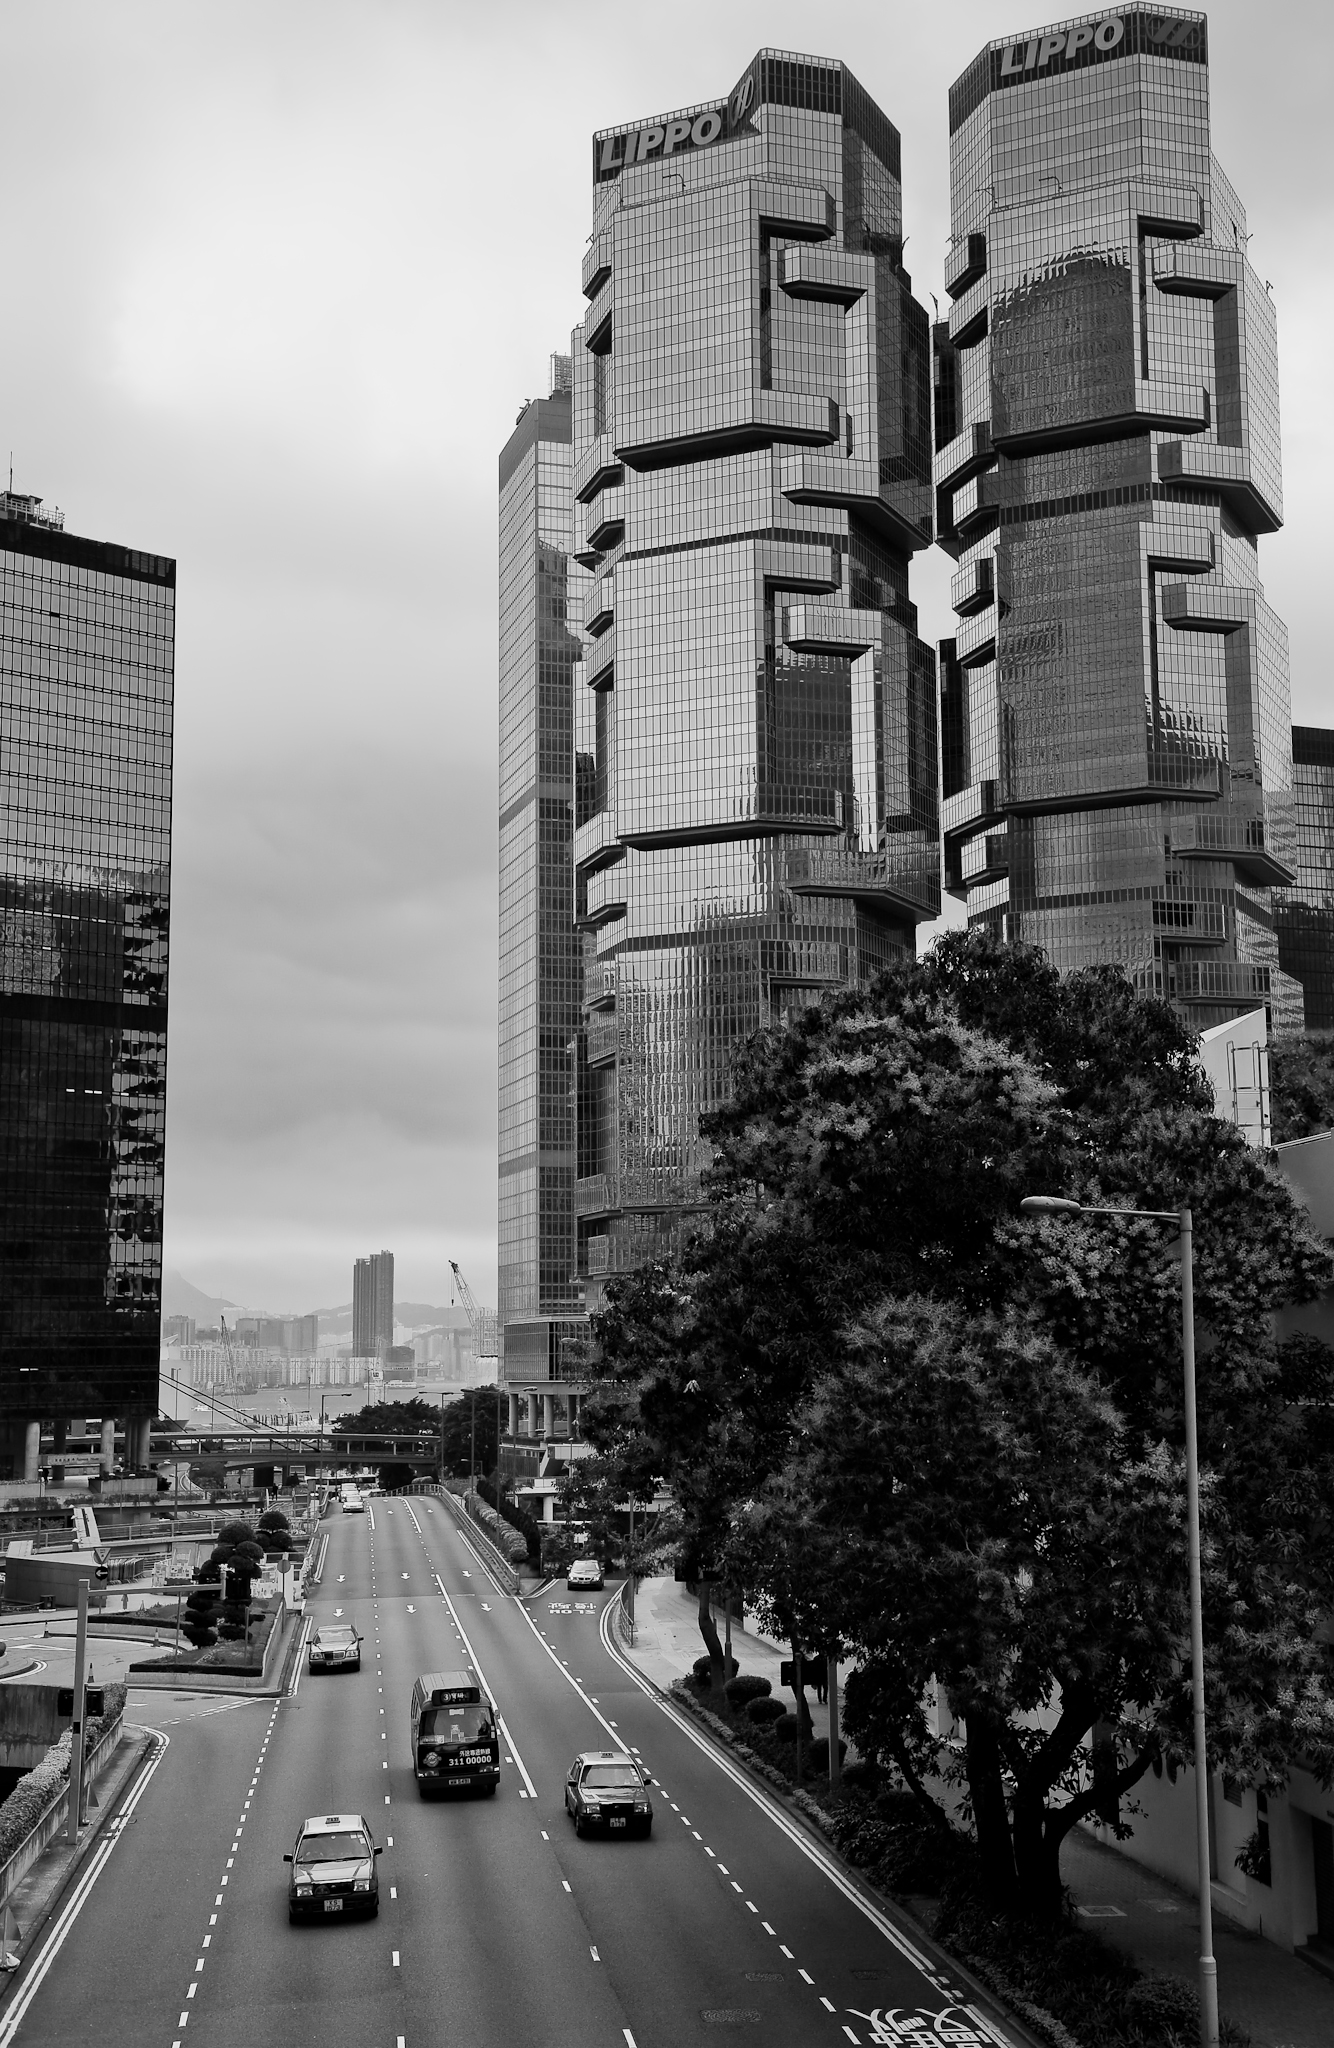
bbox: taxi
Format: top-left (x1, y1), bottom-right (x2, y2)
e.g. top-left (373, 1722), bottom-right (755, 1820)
top-left (564, 1750), bottom-right (653, 1837)
top-left (285, 1813), bottom-right (380, 1921)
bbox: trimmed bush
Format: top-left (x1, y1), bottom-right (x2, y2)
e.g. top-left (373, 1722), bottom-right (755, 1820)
top-left (217, 1520), bottom-right (252, 1546)
top-left (772, 1712), bottom-right (801, 1744)
top-left (805, 1736), bottom-right (848, 1774)
top-left (746, 1696), bottom-right (789, 1727)
top-left (838, 1757), bottom-right (881, 1795)
top-left (691, 1654), bottom-right (739, 1687)
top-left (723, 1674), bottom-right (772, 1708)
top-left (257, 1508), bottom-right (291, 1533)
top-left (194, 1559), bottom-right (221, 1584)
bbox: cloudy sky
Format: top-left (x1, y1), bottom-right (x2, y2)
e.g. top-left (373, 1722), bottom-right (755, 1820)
top-left (2, 1), bottom-right (1329, 1315)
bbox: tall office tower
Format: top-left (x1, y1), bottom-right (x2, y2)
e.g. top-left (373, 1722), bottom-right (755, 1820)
top-left (498, 356), bottom-right (589, 1474)
top-left (352, 1249), bottom-right (394, 1357)
top-left (569, 51), bottom-right (939, 1313)
top-left (937, 11), bottom-right (1300, 1032)
top-left (1275, 729), bottom-right (1334, 1036)
top-left (0, 488), bottom-right (174, 1481)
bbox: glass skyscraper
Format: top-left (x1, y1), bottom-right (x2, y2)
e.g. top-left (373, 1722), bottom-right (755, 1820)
top-left (937, 9), bottom-right (1301, 1033)
top-left (498, 361), bottom-right (589, 1474)
top-left (0, 488), bottom-right (174, 1480)
top-left (1276, 728), bottom-right (1334, 1036)
top-left (352, 1248), bottom-right (394, 1358)
top-left (568, 50), bottom-right (939, 1313)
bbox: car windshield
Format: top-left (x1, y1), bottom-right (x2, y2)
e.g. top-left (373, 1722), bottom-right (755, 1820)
top-left (317, 1629), bottom-right (355, 1645)
top-left (583, 1765), bottom-right (640, 1788)
top-left (297, 1831), bottom-right (369, 1863)
top-left (419, 1706), bottom-right (493, 1744)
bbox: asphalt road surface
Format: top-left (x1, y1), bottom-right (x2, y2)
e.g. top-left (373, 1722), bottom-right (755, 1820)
top-left (0, 1499), bottom-right (1019, 2048)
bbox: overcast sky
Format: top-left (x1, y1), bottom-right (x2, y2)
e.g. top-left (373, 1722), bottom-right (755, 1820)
top-left (2, 1), bottom-right (1329, 1315)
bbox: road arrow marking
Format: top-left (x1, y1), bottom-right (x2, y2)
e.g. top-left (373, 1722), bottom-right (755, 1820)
top-left (406, 1605), bottom-right (415, 1614)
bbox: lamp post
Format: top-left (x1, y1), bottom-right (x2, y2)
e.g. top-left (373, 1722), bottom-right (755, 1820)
top-left (1021, 1195), bottom-right (1216, 2048)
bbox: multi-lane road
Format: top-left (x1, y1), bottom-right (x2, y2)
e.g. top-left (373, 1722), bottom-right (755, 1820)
top-left (0, 1499), bottom-right (1019, 2048)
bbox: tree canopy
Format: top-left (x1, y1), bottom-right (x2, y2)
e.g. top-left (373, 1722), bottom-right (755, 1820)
top-left (586, 929), bottom-right (1334, 1913)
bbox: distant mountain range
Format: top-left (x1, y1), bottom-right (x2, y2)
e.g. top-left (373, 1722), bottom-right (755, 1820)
top-left (161, 1269), bottom-right (464, 1331)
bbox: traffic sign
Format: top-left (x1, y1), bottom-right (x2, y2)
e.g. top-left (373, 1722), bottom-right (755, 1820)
top-left (56, 1689), bottom-right (74, 1717)
top-left (94, 1565), bottom-right (111, 1581)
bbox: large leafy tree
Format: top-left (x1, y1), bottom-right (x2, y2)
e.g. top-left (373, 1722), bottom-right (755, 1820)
top-left (589, 929), bottom-right (1334, 1913)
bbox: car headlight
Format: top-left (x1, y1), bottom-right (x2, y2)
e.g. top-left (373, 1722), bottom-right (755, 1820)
top-left (634, 1794), bottom-right (648, 1811)
top-left (353, 1878), bottom-right (371, 1892)
top-left (296, 1885), bottom-right (313, 1897)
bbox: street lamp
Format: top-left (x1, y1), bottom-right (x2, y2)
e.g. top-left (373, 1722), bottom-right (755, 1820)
top-left (1021, 1196), bottom-right (1216, 2048)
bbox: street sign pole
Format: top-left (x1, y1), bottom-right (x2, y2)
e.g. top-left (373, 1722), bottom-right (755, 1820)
top-left (66, 1577), bottom-right (89, 1845)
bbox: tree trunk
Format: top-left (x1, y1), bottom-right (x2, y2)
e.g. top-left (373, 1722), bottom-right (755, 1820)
top-left (964, 1713), bottom-right (1018, 1906)
top-left (1011, 1785), bottom-right (1068, 1920)
top-left (696, 1583), bottom-right (727, 1697)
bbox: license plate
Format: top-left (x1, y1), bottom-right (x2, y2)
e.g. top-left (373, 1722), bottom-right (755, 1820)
top-left (323, 1900), bottom-right (343, 1914)
top-left (609, 1817), bottom-right (626, 1828)
top-left (448, 1775), bottom-right (469, 1785)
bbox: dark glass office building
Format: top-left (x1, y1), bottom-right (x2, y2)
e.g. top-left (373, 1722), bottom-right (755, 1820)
top-left (0, 489), bottom-right (174, 1479)
top-left (1276, 728), bottom-right (1334, 1035)
top-left (568, 50), bottom-right (939, 1312)
top-left (937, 9), bottom-right (1301, 1033)
top-left (498, 361), bottom-right (589, 1468)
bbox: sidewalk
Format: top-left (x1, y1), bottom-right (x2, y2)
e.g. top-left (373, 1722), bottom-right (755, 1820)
top-left (1062, 1827), bottom-right (1334, 2048)
top-left (625, 1577), bottom-right (842, 1747)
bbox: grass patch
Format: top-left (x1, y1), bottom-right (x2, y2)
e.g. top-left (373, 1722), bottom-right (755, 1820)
top-left (128, 1601), bottom-right (280, 1674)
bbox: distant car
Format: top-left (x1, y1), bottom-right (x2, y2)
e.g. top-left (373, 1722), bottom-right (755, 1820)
top-left (309, 1624), bottom-right (362, 1673)
top-left (564, 1751), bottom-right (652, 1837)
top-left (341, 1492), bottom-right (365, 1514)
top-left (284, 1812), bottom-right (380, 1921)
top-left (567, 1558), bottom-right (604, 1591)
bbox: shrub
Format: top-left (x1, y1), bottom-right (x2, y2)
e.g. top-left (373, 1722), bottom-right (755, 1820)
top-left (260, 1528), bottom-right (293, 1555)
top-left (838, 1758), bottom-right (881, 1794)
top-left (806, 1736), bottom-right (848, 1774)
top-left (0, 1731), bottom-right (73, 1865)
top-left (194, 1559), bottom-right (221, 1584)
top-left (181, 1625), bottom-right (217, 1648)
top-left (233, 1540), bottom-right (264, 1566)
top-left (746, 1696), bottom-right (789, 1726)
top-left (185, 1589), bottom-right (217, 1615)
top-left (772, 1712), bottom-right (802, 1744)
top-left (691, 1654), bottom-right (739, 1686)
top-left (257, 1508), bottom-right (291, 1533)
top-left (217, 1520), bottom-right (252, 1546)
top-left (724, 1674), bottom-right (772, 1708)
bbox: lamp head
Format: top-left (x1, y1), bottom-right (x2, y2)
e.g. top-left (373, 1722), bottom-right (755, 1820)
top-left (1020, 1196), bottom-right (1083, 1216)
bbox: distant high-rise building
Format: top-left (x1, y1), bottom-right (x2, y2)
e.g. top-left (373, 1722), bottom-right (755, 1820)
top-left (1276, 728), bottom-right (1334, 1036)
top-left (352, 1250), bottom-right (394, 1357)
top-left (938, 11), bottom-right (1300, 1033)
top-left (0, 488), bottom-right (175, 1481)
top-left (283, 1312), bottom-right (319, 1356)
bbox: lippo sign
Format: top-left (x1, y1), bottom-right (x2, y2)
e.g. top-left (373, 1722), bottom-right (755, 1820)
top-left (994, 11), bottom-right (1207, 84)
top-left (594, 71), bottom-right (756, 183)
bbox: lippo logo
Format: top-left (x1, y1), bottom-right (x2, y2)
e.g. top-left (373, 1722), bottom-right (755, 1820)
top-left (996, 11), bottom-right (1206, 79)
top-left (595, 71), bottom-right (756, 182)
top-left (999, 15), bottom-right (1126, 73)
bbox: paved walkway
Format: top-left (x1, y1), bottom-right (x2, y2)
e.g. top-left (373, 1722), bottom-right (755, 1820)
top-left (622, 1579), bottom-right (1334, 2046)
top-left (623, 1576), bottom-right (843, 1746)
top-left (1062, 1828), bottom-right (1334, 2048)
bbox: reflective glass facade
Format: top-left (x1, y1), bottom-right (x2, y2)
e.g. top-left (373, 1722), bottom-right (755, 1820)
top-left (939, 10), bottom-right (1302, 1034)
top-left (567, 50), bottom-right (939, 1313)
top-left (0, 492), bottom-right (174, 1469)
top-left (498, 366), bottom-right (587, 1413)
top-left (1276, 729), bottom-right (1334, 1035)
top-left (352, 1248), bottom-right (394, 1357)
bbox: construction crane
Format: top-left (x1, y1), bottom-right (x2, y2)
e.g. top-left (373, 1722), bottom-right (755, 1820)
top-left (449, 1261), bottom-right (499, 1362)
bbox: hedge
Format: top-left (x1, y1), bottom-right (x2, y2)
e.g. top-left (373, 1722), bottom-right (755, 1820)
top-left (445, 1483), bottom-right (530, 1565)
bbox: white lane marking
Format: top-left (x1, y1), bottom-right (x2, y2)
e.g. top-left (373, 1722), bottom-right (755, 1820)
top-left (762, 1921), bottom-right (775, 1935)
top-left (562, 1880), bottom-right (572, 1893)
top-left (367, 1505), bottom-right (376, 1531)
top-left (596, 1594), bottom-right (998, 2024)
top-left (392, 1950), bottom-right (400, 1967)
top-left (432, 1573), bottom-right (536, 1795)
top-left (820, 1996), bottom-right (835, 2011)
top-left (799, 1970), bottom-right (814, 1985)
top-left (406, 1605), bottom-right (415, 1614)
top-left (590, 1945), bottom-right (600, 1961)
top-left (513, 1597), bottom-right (624, 1747)
top-left (0, 1728), bottom-right (170, 2048)
top-left (780, 1944), bottom-right (793, 1958)
top-left (390, 1886), bottom-right (397, 1898)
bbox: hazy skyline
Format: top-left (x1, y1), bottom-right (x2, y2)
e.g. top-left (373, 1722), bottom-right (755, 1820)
top-left (3, 0), bottom-right (1328, 1310)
